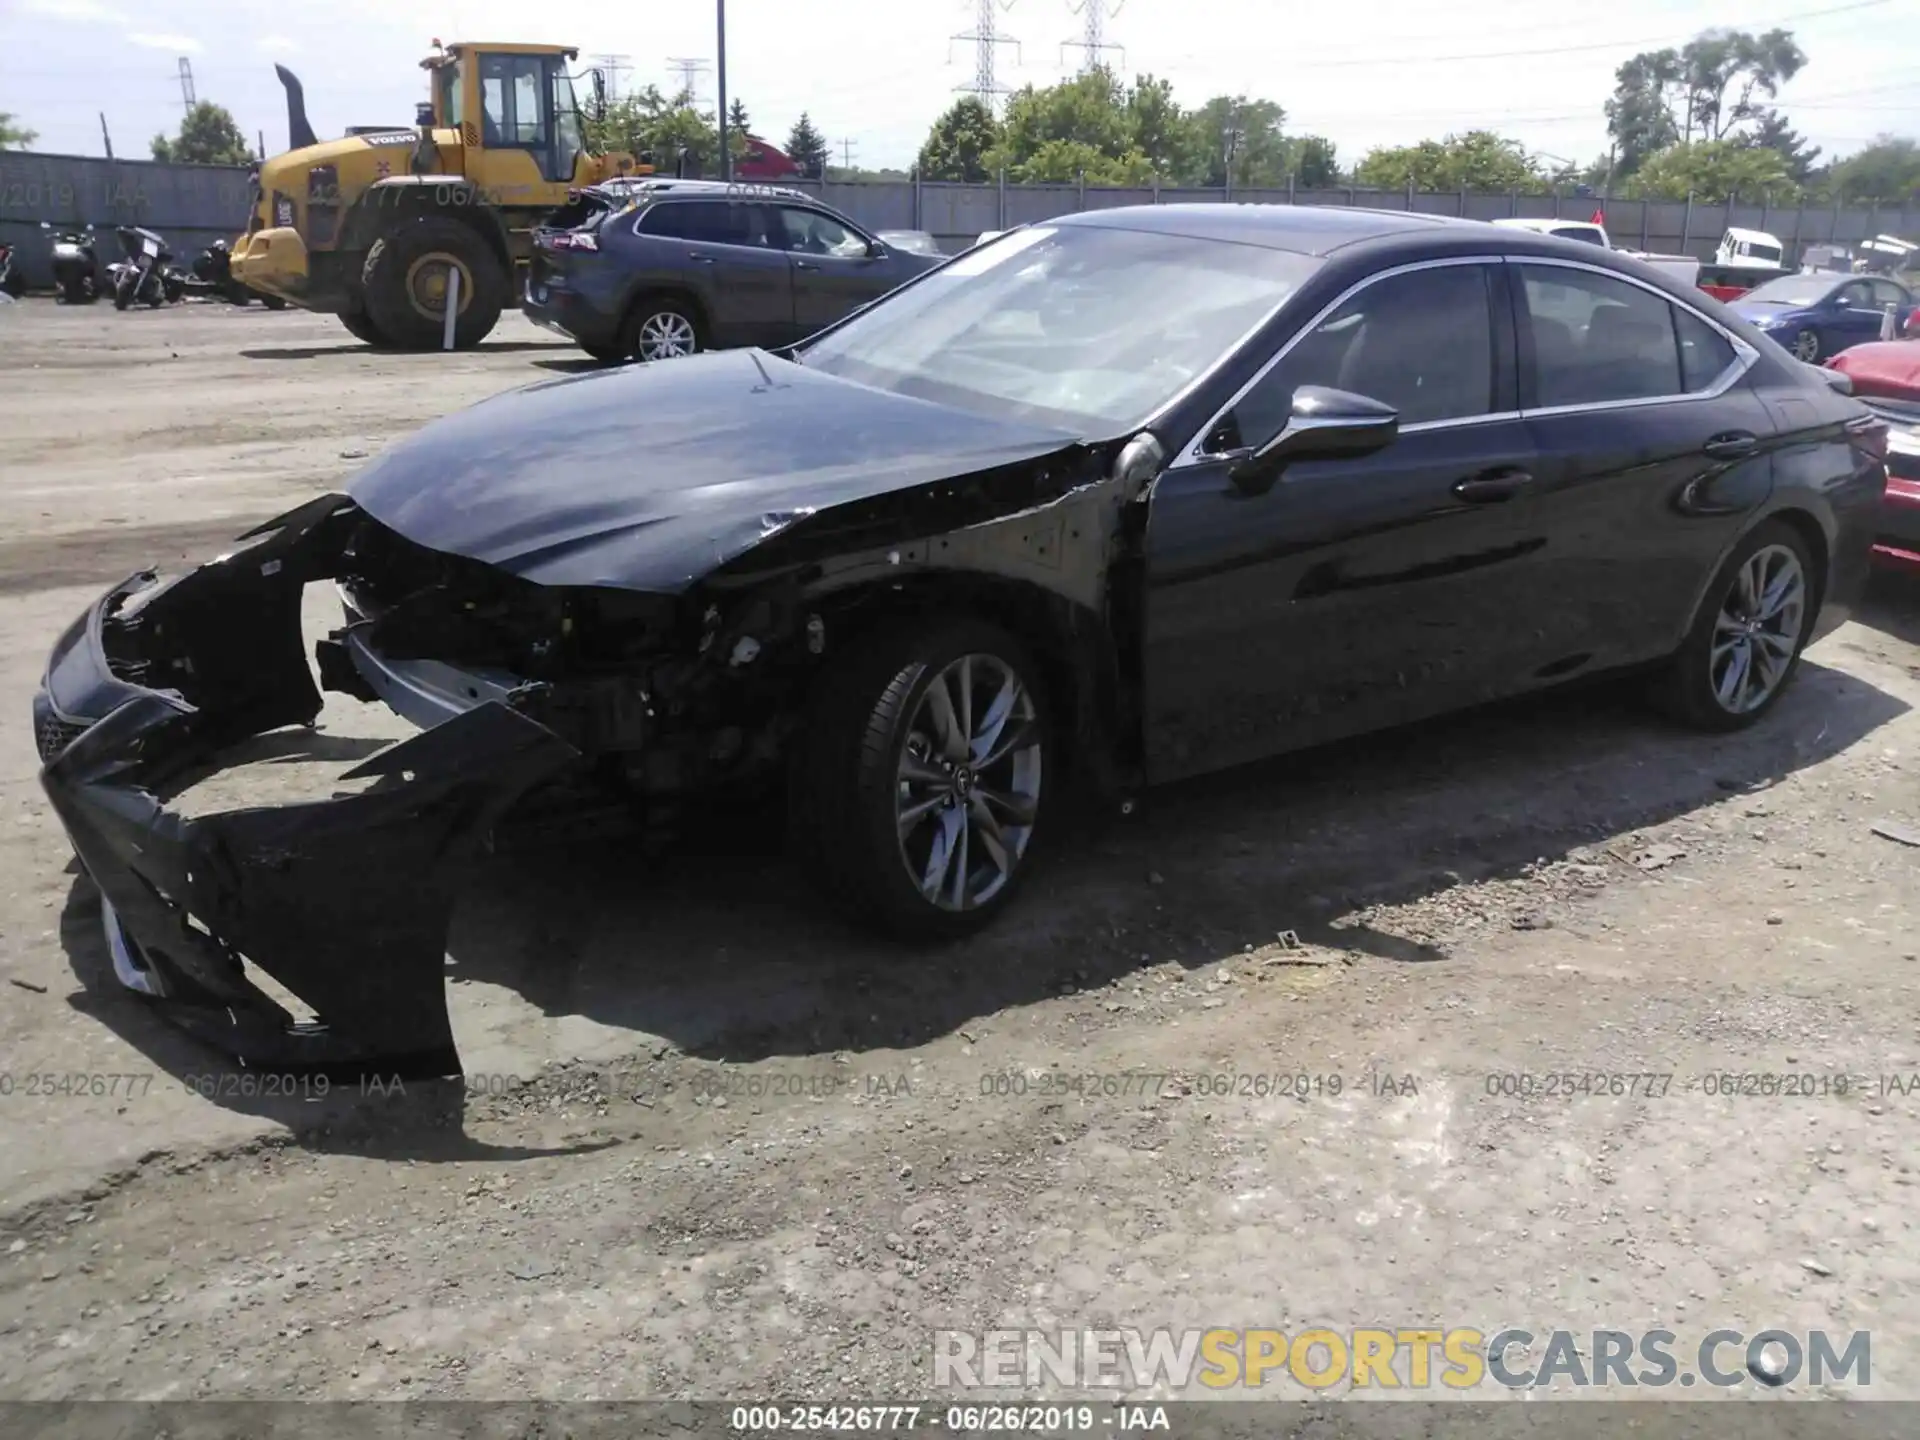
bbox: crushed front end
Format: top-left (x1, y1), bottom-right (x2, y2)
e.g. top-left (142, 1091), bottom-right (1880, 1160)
top-left (32, 495), bottom-right (581, 1078)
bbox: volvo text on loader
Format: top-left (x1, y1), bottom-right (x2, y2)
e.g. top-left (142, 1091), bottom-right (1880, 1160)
top-left (229, 40), bottom-right (652, 350)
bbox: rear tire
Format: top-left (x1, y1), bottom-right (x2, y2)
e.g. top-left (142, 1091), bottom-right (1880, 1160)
top-left (113, 272), bottom-right (133, 310)
top-left (361, 216), bottom-right (507, 351)
top-left (618, 293), bottom-right (705, 362)
top-left (1649, 519), bottom-right (1819, 732)
top-left (261, 294), bottom-right (289, 311)
top-left (790, 617), bottom-right (1052, 942)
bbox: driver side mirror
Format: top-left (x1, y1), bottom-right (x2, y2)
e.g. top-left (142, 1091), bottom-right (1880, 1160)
top-left (1228, 385), bottom-right (1400, 495)
top-left (866, 238), bottom-right (888, 259)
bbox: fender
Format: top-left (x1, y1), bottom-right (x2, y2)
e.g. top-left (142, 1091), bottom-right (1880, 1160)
top-left (351, 177), bottom-right (515, 265)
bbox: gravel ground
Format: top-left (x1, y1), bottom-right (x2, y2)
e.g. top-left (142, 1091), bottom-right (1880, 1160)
top-left (0, 299), bottom-right (1917, 1410)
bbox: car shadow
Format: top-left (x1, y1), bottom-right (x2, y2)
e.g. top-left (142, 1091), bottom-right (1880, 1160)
top-left (529, 357), bottom-right (617, 375)
top-left (1856, 569), bottom-right (1920, 646)
top-left (239, 341), bottom-right (568, 361)
top-left (54, 654), bottom-right (1910, 1161)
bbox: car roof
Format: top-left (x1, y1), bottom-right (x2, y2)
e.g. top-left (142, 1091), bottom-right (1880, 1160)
top-left (595, 177), bottom-right (816, 204)
top-left (1050, 203), bottom-right (1487, 256)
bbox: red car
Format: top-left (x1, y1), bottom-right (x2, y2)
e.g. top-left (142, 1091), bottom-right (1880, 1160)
top-left (1826, 342), bottom-right (1920, 574)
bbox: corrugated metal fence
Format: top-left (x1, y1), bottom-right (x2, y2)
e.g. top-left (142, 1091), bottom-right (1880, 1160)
top-left (2, 149), bottom-right (1914, 289)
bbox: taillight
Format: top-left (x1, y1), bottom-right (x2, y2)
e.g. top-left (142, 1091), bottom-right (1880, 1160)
top-left (546, 231), bottom-right (598, 252)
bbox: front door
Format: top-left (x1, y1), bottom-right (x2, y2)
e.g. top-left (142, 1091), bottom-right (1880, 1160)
top-left (771, 204), bottom-right (894, 337)
top-left (1142, 257), bottom-right (1548, 782)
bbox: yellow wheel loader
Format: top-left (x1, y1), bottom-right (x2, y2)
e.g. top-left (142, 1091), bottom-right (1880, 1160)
top-left (229, 41), bottom-right (652, 350)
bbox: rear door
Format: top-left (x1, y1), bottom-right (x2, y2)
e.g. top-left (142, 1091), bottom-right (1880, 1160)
top-left (770, 204), bottom-right (897, 335)
top-left (635, 199), bottom-right (794, 347)
top-left (1513, 259), bottom-right (1774, 667)
top-left (1825, 277), bottom-right (1889, 353)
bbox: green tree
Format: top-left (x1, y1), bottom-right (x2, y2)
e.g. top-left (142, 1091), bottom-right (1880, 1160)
top-left (1623, 139), bottom-right (1794, 201)
top-left (1749, 108), bottom-right (1820, 185)
top-left (1605, 50), bottom-right (1682, 177)
top-left (0, 112), bottom-right (36, 150)
top-left (1125, 74), bottom-right (1199, 179)
top-left (1607, 26), bottom-right (1806, 177)
top-left (916, 96), bottom-right (1001, 183)
top-left (1184, 95), bottom-right (1289, 188)
top-left (997, 69), bottom-right (1134, 168)
top-left (586, 86), bottom-right (723, 175)
top-left (1287, 135), bottom-right (1340, 188)
top-left (1825, 135), bottom-right (1920, 202)
top-left (1353, 131), bottom-right (1544, 193)
top-left (785, 111), bottom-right (830, 180)
top-left (151, 101), bottom-right (251, 165)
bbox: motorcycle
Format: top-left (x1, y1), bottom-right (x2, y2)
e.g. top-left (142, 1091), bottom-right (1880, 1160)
top-left (189, 237), bottom-right (287, 308)
top-left (108, 225), bottom-right (187, 310)
top-left (41, 221), bottom-right (101, 304)
top-left (0, 240), bottom-right (23, 299)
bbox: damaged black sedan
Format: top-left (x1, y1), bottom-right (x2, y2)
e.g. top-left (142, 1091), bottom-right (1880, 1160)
top-left (34, 205), bottom-right (1885, 1077)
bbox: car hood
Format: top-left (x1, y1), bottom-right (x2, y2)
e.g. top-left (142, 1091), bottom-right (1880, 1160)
top-left (1729, 299), bottom-right (1808, 325)
top-left (346, 349), bottom-right (1086, 592)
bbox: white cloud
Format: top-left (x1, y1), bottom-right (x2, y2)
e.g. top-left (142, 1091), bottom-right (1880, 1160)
top-left (255, 35), bottom-right (295, 54)
top-left (127, 32), bottom-right (202, 54)
top-left (22, 0), bottom-right (128, 23)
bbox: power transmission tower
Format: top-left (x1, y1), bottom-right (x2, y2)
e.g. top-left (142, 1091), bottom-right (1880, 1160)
top-left (1061, 0), bottom-right (1124, 74)
top-left (666, 57), bottom-right (711, 105)
top-left (948, 0), bottom-right (1020, 110)
top-left (176, 57), bottom-right (196, 112)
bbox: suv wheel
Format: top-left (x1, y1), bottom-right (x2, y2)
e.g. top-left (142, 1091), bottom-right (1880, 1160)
top-left (621, 295), bottom-right (704, 361)
top-left (792, 618), bottom-right (1051, 941)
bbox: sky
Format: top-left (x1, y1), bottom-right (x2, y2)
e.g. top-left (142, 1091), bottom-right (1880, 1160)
top-left (3, 0), bottom-right (1917, 174)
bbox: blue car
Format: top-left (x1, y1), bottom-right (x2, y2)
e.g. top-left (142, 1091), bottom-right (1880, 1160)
top-left (1728, 271), bottom-right (1916, 363)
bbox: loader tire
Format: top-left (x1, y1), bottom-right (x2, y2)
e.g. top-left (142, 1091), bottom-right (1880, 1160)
top-left (361, 216), bottom-right (506, 351)
top-left (338, 304), bottom-right (392, 348)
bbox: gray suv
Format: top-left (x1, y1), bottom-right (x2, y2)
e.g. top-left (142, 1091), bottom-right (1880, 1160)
top-left (524, 179), bottom-right (947, 362)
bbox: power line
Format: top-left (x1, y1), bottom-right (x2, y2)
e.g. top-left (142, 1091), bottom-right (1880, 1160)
top-left (1062, 0), bottom-right (1124, 74)
top-left (949, 0), bottom-right (1021, 110)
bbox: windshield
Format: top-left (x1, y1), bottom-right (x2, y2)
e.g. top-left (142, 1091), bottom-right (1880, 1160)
top-left (1741, 275), bottom-right (1838, 306)
top-left (553, 65), bottom-right (585, 175)
top-left (796, 224), bottom-right (1321, 432)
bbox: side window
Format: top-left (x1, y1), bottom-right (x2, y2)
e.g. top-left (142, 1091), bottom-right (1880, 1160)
top-left (1519, 265), bottom-right (1681, 407)
top-left (1870, 279), bottom-right (1907, 309)
top-left (1836, 280), bottom-right (1872, 309)
top-left (775, 206), bottom-right (869, 257)
top-left (1674, 307), bottom-right (1737, 393)
top-left (640, 201), bottom-right (765, 247)
top-left (1220, 263), bottom-right (1497, 446)
top-left (481, 76), bottom-right (506, 144)
top-left (511, 67), bottom-right (545, 144)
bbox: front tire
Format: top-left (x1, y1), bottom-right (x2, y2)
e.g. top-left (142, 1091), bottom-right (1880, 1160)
top-left (361, 217), bottom-right (507, 350)
top-left (338, 305), bottom-right (390, 347)
top-left (1651, 519), bottom-right (1818, 731)
top-left (113, 272), bottom-right (133, 310)
top-left (791, 619), bottom-right (1052, 941)
top-left (619, 294), bottom-right (705, 362)
top-left (1793, 330), bottom-right (1822, 363)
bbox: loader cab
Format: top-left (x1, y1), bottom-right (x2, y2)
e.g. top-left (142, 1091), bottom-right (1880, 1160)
top-left (424, 42), bottom-right (590, 186)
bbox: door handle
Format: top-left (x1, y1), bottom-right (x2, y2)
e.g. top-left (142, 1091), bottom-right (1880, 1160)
top-left (687, 252), bottom-right (716, 264)
top-left (1702, 431), bottom-right (1758, 459)
top-left (794, 260), bottom-right (820, 271)
top-left (1452, 469), bottom-right (1533, 502)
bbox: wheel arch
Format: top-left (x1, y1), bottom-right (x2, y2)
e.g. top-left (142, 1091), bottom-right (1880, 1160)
top-left (620, 284), bottom-right (713, 342)
top-left (799, 570), bottom-right (1131, 798)
top-left (1669, 502), bottom-right (1833, 654)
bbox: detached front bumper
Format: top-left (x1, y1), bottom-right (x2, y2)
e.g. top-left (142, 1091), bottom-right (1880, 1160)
top-left (32, 495), bottom-right (579, 1078)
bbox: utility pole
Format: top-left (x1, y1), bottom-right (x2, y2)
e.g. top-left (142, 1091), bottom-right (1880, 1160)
top-left (716, 0), bottom-right (731, 182)
top-left (1061, 0), bottom-right (1124, 74)
top-left (176, 57), bottom-right (196, 112)
top-left (99, 112), bottom-right (115, 160)
top-left (838, 137), bottom-right (858, 172)
top-left (949, 0), bottom-right (1020, 111)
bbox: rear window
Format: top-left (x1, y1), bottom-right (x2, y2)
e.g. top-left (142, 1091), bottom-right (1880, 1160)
top-left (542, 192), bottom-right (617, 232)
top-left (1551, 226), bottom-right (1609, 247)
